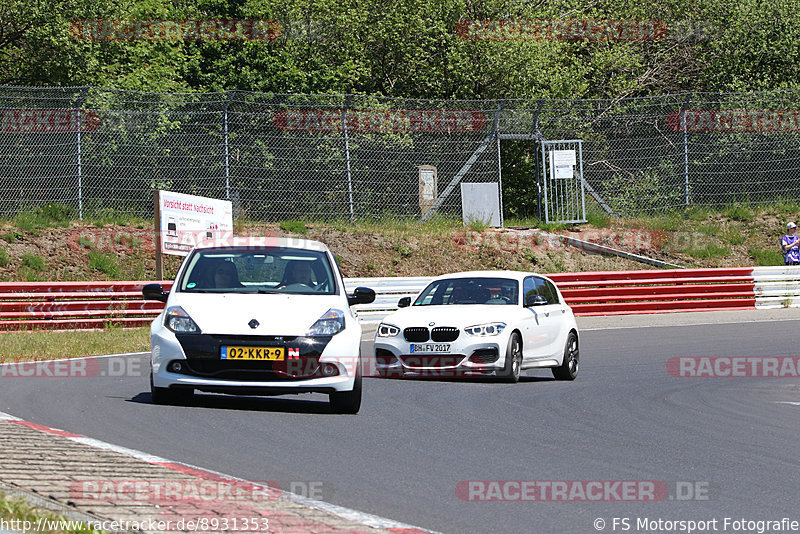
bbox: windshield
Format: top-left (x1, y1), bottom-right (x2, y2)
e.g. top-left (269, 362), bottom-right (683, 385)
top-left (178, 247), bottom-right (336, 295)
top-left (413, 277), bottom-right (519, 306)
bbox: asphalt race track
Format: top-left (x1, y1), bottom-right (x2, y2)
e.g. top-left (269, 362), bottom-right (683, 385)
top-left (2, 312), bottom-right (800, 533)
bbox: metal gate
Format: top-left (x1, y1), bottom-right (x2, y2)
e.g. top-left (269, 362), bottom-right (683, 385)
top-left (541, 140), bottom-right (586, 224)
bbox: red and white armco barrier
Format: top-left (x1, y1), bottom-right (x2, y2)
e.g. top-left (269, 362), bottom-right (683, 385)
top-left (0, 267), bottom-right (794, 330)
top-left (548, 267), bottom-right (757, 316)
top-left (348, 268), bottom-right (759, 321)
top-left (0, 281), bottom-right (173, 331)
top-left (753, 266), bottom-right (800, 309)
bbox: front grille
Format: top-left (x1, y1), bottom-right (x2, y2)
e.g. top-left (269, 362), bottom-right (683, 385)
top-left (184, 360), bottom-right (279, 381)
top-left (182, 354), bottom-right (322, 381)
top-left (431, 327), bottom-right (459, 342)
top-left (399, 354), bottom-right (466, 369)
top-left (403, 327), bottom-right (429, 342)
top-left (469, 348), bottom-right (499, 364)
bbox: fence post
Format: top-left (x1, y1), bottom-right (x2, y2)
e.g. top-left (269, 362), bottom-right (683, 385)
top-left (223, 91), bottom-right (232, 200)
top-left (342, 95), bottom-right (354, 222)
top-left (682, 93), bottom-right (691, 207)
top-left (533, 99), bottom-right (545, 221)
top-left (77, 86), bottom-right (89, 220)
top-left (496, 132), bottom-right (505, 227)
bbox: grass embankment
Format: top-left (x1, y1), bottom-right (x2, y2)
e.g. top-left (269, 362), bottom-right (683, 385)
top-left (0, 328), bottom-right (149, 363)
top-left (0, 201), bottom-right (796, 282)
top-left (1, 201), bottom-right (799, 360)
top-left (0, 490), bottom-right (104, 534)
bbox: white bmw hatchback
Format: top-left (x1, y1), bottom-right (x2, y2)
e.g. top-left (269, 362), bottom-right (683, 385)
top-left (374, 271), bottom-right (579, 381)
top-left (142, 237), bottom-right (375, 413)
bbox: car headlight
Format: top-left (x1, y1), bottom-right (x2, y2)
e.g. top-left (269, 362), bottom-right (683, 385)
top-left (165, 306), bottom-right (201, 333)
top-left (465, 322), bottom-right (506, 336)
top-left (376, 323), bottom-right (400, 337)
top-left (307, 308), bottom-right (345, 336)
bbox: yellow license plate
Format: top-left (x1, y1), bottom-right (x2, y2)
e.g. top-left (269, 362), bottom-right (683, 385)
top-left (221, 346), bottom-right (285, 361)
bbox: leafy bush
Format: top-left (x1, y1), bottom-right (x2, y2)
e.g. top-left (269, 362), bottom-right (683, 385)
top-left (749, 248), bottom-right (783, 266)
top-left (37, 203), bottom-right (74, 222)
top-left (279, 220), bottom-right (308, 234)
top-left (684, 244), bottom-right (729, 260)
top-left (722, 231), bottom-right (746, 245)
top-left (13, 203), bottom-right (74, 233)
top-left (722, 204), bottom-right (754, 222)
top-left (393, 243), bottom-right (413, 257)
top-left (684, 205), bottom-right (718, 221)
top-left (88, 252), bottom-right (120, 278)
top-left (21, 253), bottom-right (45, 271)
top-left (586, 212), bottom-right (611, 228)
top-left (466, 218), bottom-right (490, 231)
top-left (0, 231), bottom-right (23, 243)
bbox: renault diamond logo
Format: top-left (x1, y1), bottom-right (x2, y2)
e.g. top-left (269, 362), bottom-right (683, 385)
top-left (248, 319), bottom-right (259, 329)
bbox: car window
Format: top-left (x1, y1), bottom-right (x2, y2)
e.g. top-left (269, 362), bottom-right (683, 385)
top-left (523, 276), bottom-right (538, 305)
top-left (544, 279), bottom-right (560, 304)
top-left (413, 277), bottom-right (518, 306)
top-left (178, 247), bottom-right (336, 294)
top-left (534, 277), bottom-right (559, 304)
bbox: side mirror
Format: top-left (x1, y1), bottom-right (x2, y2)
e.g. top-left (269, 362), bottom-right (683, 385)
top-left (142, 283), bottom-right (169, 303)
top-left (525, 294), bottom-right (548, 307)
top-left (348, 287), bottom-right (376, 306)
top-left (398, 296), bottom-right (411, 308)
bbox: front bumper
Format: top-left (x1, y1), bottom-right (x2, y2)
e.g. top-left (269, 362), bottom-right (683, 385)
top-left (151, 325), bottom-right (360, 393)
top-left (374, 336), bottom-right (507, 377)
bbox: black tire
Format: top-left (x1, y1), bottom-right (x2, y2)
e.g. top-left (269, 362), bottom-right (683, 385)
top-left (552, 331), bottom-right (579, 381)
top-left (501, 332), bottom-right (522, 383)
top-left (330, 361), bottom-right (362, 414)
top-left (150, 372), bottom-right (193, 405)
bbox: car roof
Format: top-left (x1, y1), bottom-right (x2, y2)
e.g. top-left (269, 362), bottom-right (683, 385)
top-left (193, 236), bottom-right (330, 253)
top-left (430, 270), bottom-right (537, 282)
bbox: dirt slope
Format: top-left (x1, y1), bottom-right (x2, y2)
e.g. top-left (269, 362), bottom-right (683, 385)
top-left (0, 214), bottom-right (783, 282)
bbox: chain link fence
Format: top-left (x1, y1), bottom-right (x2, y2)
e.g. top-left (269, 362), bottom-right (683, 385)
top-left (3, 86), bottom-right (800, 222)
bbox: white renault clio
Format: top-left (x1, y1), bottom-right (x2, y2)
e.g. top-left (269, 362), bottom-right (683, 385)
top-left (143, 237), bottom-right (375, 413)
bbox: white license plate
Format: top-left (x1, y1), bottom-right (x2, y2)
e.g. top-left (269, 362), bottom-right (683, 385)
top-left (410, 343), bottom-right (451, 353)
